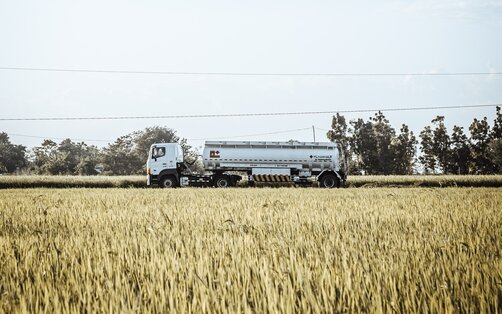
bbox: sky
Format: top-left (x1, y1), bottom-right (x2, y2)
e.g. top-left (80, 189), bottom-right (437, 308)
top-left (1, 0), bottom-right (501, 151)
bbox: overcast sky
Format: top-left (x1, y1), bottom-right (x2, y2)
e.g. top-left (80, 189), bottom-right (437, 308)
top-left (1, 0), bottom-right (501, 150)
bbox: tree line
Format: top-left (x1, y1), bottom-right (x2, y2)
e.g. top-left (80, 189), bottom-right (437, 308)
top-left (327, 106), bottom-right (502, 174)
top-left (1, 107), bottom-right (501, 175)
top-left (0, 127), bottom-right (199, 175)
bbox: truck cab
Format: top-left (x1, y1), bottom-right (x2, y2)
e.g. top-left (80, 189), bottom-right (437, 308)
top-left (147, 143), bottom-right (184, 187)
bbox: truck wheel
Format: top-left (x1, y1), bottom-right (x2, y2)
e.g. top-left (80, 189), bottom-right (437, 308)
top-left (320, 174), bottom-right (340, 188)
top-left (214, 175), bottom-right (231, 188)
top-left (159, 175), bottom-right (178, 188)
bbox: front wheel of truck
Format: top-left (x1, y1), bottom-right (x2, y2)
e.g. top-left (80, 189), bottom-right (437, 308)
top-left (159, 175), bottom-right (178, 188)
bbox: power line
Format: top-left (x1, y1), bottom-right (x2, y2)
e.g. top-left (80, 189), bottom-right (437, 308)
top-left (0, 104), bottom-right (499, 121)
top-left (7, 133), bottom-right (111, 142)
top-left (6, 127), bottom-right (314, 143)
top-left (1, 66), bottom-right (501, 77)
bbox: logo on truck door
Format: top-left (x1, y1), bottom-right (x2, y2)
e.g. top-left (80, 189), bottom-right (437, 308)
top-left (209, 150), bottom-right (220, 158)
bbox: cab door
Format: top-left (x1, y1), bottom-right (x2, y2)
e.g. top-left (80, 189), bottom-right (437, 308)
top-left (151, 144), bottom-right (178, 173)
top-left (150, 145), bottom-right (167, 176)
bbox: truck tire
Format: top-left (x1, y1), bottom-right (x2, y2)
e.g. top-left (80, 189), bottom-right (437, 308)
top-left (214, 175), bottom-right (231, 188)
top-left (159, 175), bottom-right (178, 188)
top-left (319, 174), bottom-right (340, 188)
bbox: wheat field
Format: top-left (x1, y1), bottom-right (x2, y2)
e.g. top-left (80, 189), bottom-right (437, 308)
top-left (0, 188), bottom-right (501, 313)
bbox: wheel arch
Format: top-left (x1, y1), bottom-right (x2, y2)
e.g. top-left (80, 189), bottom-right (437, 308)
top-left (317, 170), bottom-right (343, 182)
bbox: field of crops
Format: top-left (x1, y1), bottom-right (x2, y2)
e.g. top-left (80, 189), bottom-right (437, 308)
top-left (0, 188), bottom-right (500, 312)
top-left (0, 175), bottom-right (146, 189)
top-left (1, 174), bottom-right (502, 188)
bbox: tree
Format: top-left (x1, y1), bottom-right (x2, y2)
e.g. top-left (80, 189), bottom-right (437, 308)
top-left (419, 117), bottom-right (453, 174)
top-left (431, 116), bottom-right (450, 173)
top-left (490, 139), bottom-right (502, 173)
top-left (0, 132), bottom-right (27, 173)
top-left (350, 119), bottom-right (379, 174)
top-left (101, 135), bottom-right (143, 175)
top-left (370, 111), bottom-right (396, 174)
top-left (391, 124), bottom-right (417, 174)
top-left (328, 112), bottom-right (413, 175)
top-left (469, 117), bottom-right (495, 174)
top-left (419, 126), bottom-right (436, 174)
top-left (32, 140), bottom-right (63, 174)
top-left (132, 127), bottom-right (181, 160)
top-left (350, 116), bottom-right (385, 175)
top-left (489, 106), bottom-right (502, 174)
top-left (100, 126), bottom-right (201, 175)
top-left (73, 145), bottom-right (100, 175)
top-left (449, 126), bottom-right (470, 174)
top-left (58, 139), bottom-right (87, 174)
top-left (32, 139), bottom-right (100, 175)
top-left (491, 106), bottom-right (502, 140)
top-left (327, 113), bottom-right (350, 171)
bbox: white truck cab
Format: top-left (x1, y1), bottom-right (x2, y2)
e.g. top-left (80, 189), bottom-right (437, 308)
top-left (147, 143), bottom-right (184, 187)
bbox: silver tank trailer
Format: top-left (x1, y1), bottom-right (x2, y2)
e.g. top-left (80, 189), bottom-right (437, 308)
top-left (202, 141), bottom-right (340, 172)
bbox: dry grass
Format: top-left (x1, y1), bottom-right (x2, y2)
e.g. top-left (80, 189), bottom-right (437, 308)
top-left (0, 188), bottom-right (501, 312)
top-left (1, 174), bottom-right (502, 189)
top-left (0, 175), bottom-right (145, 189)
top-left (347, 175), bottom-right (502, 188)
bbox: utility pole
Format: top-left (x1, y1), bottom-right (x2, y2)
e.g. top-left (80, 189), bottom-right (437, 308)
top-left (312, 125), bottom-right (316, 142)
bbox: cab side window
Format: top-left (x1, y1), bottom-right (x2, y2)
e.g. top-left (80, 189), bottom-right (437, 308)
top-left (152, 147), bottom-right (165, 158)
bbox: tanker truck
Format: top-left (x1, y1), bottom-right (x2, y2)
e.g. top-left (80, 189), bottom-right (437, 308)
top-left (146, 141), bottom-right (346, 188)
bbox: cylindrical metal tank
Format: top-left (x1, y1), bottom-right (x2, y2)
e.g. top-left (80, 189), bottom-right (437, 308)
top-left (202, 141), bottom-right (340, 171)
